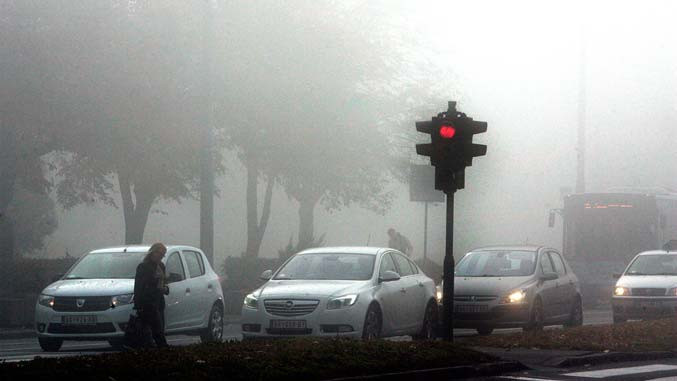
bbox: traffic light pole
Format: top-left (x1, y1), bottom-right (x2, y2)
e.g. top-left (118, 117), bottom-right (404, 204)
top-left (423, 202), bottom-right (429, 261)
top-left (441, 190), bottom-right (455, 341)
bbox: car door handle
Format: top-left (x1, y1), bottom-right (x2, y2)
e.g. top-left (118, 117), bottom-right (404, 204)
top-left (399, 288), bottom-right (407, 293)
top-left (417, 281), bottom-right (424, 287)
top-left (185, 288), bottom-right (191, 294)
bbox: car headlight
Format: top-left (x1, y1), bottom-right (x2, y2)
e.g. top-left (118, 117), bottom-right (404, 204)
top-left (38, 294), bottom-right (55, 308)
top-left (436, 286), bottom-right (443, 303)
top-left (501, 290), bottom-right (526, 304)
top-left (669, 288), bottom-right (677, 296)
top-left (327, 294), bottom-right (358, 310)
top-left (614, 287), bottom-right (630, 296)
top-left (244, 294), bottom-right (258, 310)
top-left (111, 294), bottom-right (134, 307)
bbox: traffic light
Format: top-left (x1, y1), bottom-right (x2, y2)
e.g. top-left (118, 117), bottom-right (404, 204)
top-left (415, 102), bottom-right (487, 192)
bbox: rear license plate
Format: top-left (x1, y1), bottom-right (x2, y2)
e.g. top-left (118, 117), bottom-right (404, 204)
top-left (270, 320), bottom-right (307, 329)
top-left (454, 304), bottom-right (488, 313)
top-left (62, 315), bottom-right (97, 325)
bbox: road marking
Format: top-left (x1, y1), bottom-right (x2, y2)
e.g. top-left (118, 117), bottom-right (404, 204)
top-left (565, 364), bottom-right (677, 378)
top-left (646, 377), bottom-right (677, 381)
top-left (500, 376), bottom-right (559, 381)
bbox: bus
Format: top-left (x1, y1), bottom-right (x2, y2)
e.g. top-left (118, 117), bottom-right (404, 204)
top-left (551, 187), bottom-right (677, 304)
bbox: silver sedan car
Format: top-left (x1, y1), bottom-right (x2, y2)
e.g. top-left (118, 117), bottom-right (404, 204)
top-left (35, 245), bottom-right (225, 351)
top-left (241, 247), bottom-right (438, 339)
top-left (441, 246), bottom-right (582, 335)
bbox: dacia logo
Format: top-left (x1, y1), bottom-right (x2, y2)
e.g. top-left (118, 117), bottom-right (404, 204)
top-left (76, 298), bottom-right (86, 308)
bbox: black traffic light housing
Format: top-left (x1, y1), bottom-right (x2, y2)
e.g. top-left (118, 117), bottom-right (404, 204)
top-left (415, 102), bottom-right (487, 192)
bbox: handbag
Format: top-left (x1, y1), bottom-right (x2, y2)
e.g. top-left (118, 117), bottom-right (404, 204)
top-left (123, 311), bottom-right (151, 349)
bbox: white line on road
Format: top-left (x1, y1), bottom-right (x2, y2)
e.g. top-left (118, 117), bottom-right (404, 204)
top-left (500, 376), bottom-right (559, 381)
top-left (565, 364), bottom-right (677, 378)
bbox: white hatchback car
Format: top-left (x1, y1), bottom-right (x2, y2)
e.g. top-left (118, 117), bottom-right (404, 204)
top-left (241, 247), bottom-right (438, 340)
top-left (612, 250), bottom-right (677, 323)
top-left (35, 245), bottom-right (225, 351)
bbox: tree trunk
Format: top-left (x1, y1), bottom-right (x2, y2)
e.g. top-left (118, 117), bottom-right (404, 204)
top-left (244, 155), bottom-right (274, 258)
top-left (0, 123), bottom-right (17, 259)
top-left (298, 197), bottom-right (318, 250)
top-left (118, 173), bottom-right (155, 245)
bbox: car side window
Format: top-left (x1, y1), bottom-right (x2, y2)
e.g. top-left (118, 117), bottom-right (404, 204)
top-left (408, 258), bottom-right (419, 274)
top-left (379, 253), bottom-right (398, 277)
top-left (183, 251), bottom-right (205, 278)
top-left (540, 252), bottom-right (555, 274)
top-left (392, 253), bottom-right (414, 277)
top-left (166, 252), bottom-right (186, 281)
top-left (549, 252), bottom-right (567, 276)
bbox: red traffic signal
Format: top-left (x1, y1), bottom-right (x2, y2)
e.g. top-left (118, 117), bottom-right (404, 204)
top-left (439, 125), bottom-right (456, 139)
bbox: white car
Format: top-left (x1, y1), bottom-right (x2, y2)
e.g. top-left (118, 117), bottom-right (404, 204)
top-left (241, 247), bottom-right (438, 340)
top-left (612, 250), bottom-right (677, 323)
top-left (35, 245), bottom-right (225, 351)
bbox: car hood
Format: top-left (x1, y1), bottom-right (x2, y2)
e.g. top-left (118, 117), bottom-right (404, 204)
top-left (453, 276), bottom-right (534, 296)
top-left (42, 279), bottom-right (135, 297)
top-left (258, 280), bottom-right (369, 299)
top-left (617, 275), bottom-right (677, 289)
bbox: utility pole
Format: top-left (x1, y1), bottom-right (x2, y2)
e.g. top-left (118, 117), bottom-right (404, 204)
top-left (200, 0), bottom-right (216, 265)
top-left (576, 23), bottom-right (587, 194)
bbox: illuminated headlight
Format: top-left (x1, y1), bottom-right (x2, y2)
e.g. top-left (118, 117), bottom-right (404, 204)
top-left (669, 288), bottom-right (677, 296)
top-left (436, 286), bottom-right (443, 303)
top-left (111, 294), bottom-right (134, 307)
top-left (244, 294), bottom-right (258, 310)
top-left (614, 287), bottom-right (630, 296)
top-left (502, 290), bottom-right (526, 304)
top-left (38, 294), bottom-right (55, 308)
top-left (327, 294), bottom-right (358, 310)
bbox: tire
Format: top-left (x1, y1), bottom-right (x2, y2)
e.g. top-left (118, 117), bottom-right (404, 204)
top-left (613, 314), bottom-right (627, 324)
top-left (413, 301), bottom-right (437, 341)
top-left (524, 298), bottom-right (544, 332)
top-left (200, 303), bottom-right (224, 343)
top-left (38, 337), bottom-right (63, 352)
top-left (108, 339), bottom-right (125, 350)
top-left (361, 304), bottom-right (382, 340)
top-left (564, 297), bottom-right (583, 328)
top-left (476, 327), bottom-right (494, 336)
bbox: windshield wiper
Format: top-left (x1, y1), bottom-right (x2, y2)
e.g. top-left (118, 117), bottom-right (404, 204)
top-left (64, 276), bottom-right (88, 280)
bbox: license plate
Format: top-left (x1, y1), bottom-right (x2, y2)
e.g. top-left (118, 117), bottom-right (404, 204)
top-left (454, 304), bottom-right (488, 313)
top-left (62, 315), bottom-right (97, 325)
top-left (270, 320), bottom-right (307, 329)
top-left (636, 301), bottom-right (661, 309)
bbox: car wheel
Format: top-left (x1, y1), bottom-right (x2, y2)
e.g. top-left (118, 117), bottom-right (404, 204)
top-left (476, 327), bottom-right (494, 335)
top-left (108, 339), bottom-right (125, 350)
top-left (613, 314), bottom-right (627, 324)
top-left (38, 337), bottom-right (63, 352)
top-left (200, 303), bottom-right (224, 343)
top-left (564, 297), bottom-right (583, 328)
top-left (362, 304), bottom-right (382, 340)
top-left (414, 301), bottom-right (437, 341)
top-left (524, 298), bottom-right (544, 332)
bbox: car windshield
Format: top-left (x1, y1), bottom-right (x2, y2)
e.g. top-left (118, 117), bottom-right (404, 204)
top-left (456, 250), bottom-right (537, 277)
top-left (64, 251), bottom-right (147, 280)
top-left (625, 255), bottom-right (677, 276)
top-left (274, 253), bottom-right (375, 281)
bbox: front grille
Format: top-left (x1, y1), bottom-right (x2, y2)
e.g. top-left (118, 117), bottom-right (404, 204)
top-left (454, 295), bottom-right (497, 302)
top-left (264, 299), bottom-right (319, 317)
top-left (53, 296), bottom-right (112, 312)
top-left (454, 304), bottom-right (489, 313)
top-left (265, 328), bottom-right (313, 335)
top-left (47, 323), bottom-right (116, 334)
top-left (631, 288), bottom-right (666, 296)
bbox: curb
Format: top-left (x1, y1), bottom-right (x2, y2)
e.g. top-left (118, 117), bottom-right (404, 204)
top-left (551, 351), bottom-right (677, 368)
top-left (322, 361), bottom-right (527, 381)
top-left (0, 330), bottom-right (35, 340)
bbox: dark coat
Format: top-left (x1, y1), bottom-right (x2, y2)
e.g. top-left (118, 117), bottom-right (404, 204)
top-left (133, 260), bottom-right (167, 311)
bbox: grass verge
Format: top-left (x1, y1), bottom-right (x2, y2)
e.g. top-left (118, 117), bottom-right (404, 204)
top-left (0, 339), bottom-right (498, 380)
top-left (459, 318), bottom-right (677, 352)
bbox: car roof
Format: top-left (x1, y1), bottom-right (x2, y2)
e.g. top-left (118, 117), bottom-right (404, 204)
top-left (471, 245), bottom-right (545, 252)
top-left (89, 245), bottom-right (199, 254)
top-left (297, 246), bottom-right (387, 256)
top-left (636, 250), bottom-right (677, 256)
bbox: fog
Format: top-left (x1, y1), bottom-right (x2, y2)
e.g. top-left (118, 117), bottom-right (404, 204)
top-left (3, 0), bottom-right (677, 269)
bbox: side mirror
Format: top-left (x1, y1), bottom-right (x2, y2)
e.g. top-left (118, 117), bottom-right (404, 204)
top-left (548, 211), bottom-right (556, 228)
top-left (52, 273), bottom-right (64, 283)
top-left (540, 272), bottom-right (558, 281)
top-left (167, 272), bottom-right (184, 283)
top-left (260, 270), bottom-right (273, 281)
top-left (612, 273), bottom-right (622, 279)
top-left (379, 270), bottom-right (401, 283)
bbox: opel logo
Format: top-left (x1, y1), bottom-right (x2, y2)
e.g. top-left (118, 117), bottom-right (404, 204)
top-left (285, 300), bottom-right (294, 309)
top-left (76, 298), bottom-right (86, 308)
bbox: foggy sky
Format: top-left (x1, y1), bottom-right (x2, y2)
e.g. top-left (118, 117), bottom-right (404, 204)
top-left (38, 0), bottom-right (677, 266)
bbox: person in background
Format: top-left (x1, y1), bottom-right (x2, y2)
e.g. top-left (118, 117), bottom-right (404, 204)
top-left (133, 242), bottom-right (170, 348)
top-left (387, 228), bottom-right (413, 257)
